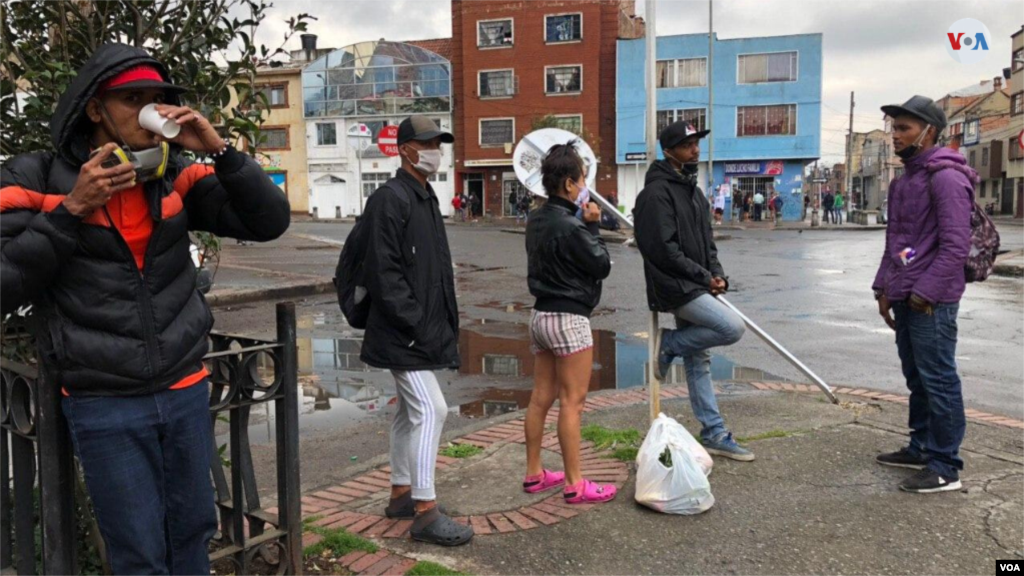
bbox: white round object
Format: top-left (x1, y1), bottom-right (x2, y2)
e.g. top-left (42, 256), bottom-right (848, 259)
top-left (513, 128), bottom-right (597, 198)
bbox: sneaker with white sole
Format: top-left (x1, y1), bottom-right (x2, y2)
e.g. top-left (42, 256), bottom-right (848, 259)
top-left (703, 432), bottom-right (755, 462)
top-left (876, 447), bottom-right (928, 470)
top-left (898, 468), bottom-right (961, 494)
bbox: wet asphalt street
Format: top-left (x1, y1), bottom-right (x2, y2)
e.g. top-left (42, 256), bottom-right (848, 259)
top-left (217, 221), bottom-right (1024, 419)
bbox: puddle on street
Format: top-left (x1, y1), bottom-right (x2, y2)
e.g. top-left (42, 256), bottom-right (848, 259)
top-left (224, 316), bottom-right (787, 445)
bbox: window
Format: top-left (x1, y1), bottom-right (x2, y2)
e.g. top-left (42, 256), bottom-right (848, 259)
top-left (483, 354), bottom-right (520, 376)
top-left (545, 65), bottom-right (582, 94)
top-left (316, 123), bottom-right (337, 146)
top-left (969, 150), bottom-right (976, 167)
top-left (657, 108), bottom-right (707, 135)
top-left (736, 104), bottom-right (796, 136)
top-left (478, 19), bottom-right (513, 48)
top-left (362, 172), bottom-right (390, 198)
top-left (964, 120), bottom-right (980, 144)
top-left (982, 147), bottom-right (989, 166)
top-left (1012, 92), bottom-right (1024, 117)
top-left (480, 118), bottom-right (514, 147)
top-left (479, 69), bottom-right (515, 98)
top-left (980, 181), bottom-right (987, 198)
top-left (545, 13), bottom-right (582, 43)
top-left (552, 114), bottom-right (583, 134)
top-left (260, 127), bottom-right (289, 149)
top-left (738, 52), bottom-right (798, 83)
top-left (428, 173), bottom-right (449, 183)
top-left (257, 84), bottom-right (288, 108)
top-left (1014, 49), bottom-right (1024, 72)
top-left (656, 58), bottom-right (707, 88)
top-left (1011, 138), bottom-right (1023, 161)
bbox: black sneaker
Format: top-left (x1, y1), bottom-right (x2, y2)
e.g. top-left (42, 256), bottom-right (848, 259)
top-left (876, 447), bottom-right (928, 470)
top-left (899, 469), bottom-right (962, 494)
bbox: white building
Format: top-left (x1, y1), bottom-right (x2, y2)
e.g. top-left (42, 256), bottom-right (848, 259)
top-left (303, 40), bottom-right (455, 218)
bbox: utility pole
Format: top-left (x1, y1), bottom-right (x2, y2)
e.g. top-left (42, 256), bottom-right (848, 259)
top-left (811, 160), bottom-right (820, 227)
top-left (644, 0), bottom-right (659, 421)
top-left (846, 91), bottom-right (854, 220)
top-left (707, 0), bottom-right (714, 200)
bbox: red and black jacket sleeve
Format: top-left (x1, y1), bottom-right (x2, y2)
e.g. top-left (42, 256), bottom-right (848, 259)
top-left (1, 153), bottom-right (84, 315)
top-left (178, 147), bottom-right (291, 241)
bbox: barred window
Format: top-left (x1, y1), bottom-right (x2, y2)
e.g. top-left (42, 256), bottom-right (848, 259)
top-left (737, 104), bottom-right (796, 136)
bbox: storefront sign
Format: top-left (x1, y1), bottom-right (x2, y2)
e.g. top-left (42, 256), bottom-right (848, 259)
top-left (724, 160), bottom-right (785, 175)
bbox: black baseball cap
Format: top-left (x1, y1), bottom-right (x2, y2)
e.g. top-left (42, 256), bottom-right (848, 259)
top-left (881, 95), bottom-right (947, 133)
top-left (397, 115), bottom-right (454, 145)
top-left (660, 120), bottom-right (710, 150)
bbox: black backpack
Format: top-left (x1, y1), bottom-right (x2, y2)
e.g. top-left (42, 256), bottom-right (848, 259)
top-left (333, 183), bottom-right (412, 328)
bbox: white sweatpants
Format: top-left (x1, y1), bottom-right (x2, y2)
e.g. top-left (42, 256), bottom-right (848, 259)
top-left (389, 370), bottom-right (448, 501)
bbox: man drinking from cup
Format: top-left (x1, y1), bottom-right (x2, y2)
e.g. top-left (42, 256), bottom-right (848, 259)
top-left (1, 43), bottom-right (290, 574)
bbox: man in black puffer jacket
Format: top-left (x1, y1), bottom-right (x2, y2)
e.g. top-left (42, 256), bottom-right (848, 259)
top-left (633, 121), bottom-right (753, 463)
top-left (1, 44), bottom-right (289, 574)
top-left (358, 115), bottom-right (473, 547)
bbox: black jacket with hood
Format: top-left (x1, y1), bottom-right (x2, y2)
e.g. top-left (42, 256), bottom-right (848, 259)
top-left (358, 169), bottom-right (460, 371)
top-left (0, 43), bottom-right (291, 396)
top-left (633, 160), bottom-right (726, 312)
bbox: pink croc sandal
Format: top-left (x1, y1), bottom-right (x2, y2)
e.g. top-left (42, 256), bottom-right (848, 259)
top-left (522, 469), bottom-right (566, 494)
top-left (564, 479), bottom-right (617, 504)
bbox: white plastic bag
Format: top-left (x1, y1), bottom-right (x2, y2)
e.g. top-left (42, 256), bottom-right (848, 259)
top-left (634, 413), bottom-right (715, 515)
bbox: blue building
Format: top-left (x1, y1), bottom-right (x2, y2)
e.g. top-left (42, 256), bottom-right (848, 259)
top-left (615, 32), bottom-right (822, 221)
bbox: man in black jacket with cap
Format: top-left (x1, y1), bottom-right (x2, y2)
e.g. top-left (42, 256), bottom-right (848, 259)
top-left (0, 44), bottom-right (289, 574)
top-left (633, 121), bottom-right (753, 462)
top-left (359, 115), bottom-right (474, 546)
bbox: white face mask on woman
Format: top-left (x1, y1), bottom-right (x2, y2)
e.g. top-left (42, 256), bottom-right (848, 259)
top-left (405, 147), bottom-right (442, 176)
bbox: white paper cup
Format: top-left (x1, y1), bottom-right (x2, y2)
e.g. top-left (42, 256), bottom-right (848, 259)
top-left (139, 103), bottom-right (180, 139)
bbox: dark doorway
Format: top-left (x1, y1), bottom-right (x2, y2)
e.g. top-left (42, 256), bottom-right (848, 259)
top-left (464, 173), bottom-right (484, 217)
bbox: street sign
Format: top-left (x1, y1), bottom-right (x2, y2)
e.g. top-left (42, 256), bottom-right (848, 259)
top-left (378, 125), bottom-right (399, 156)
top-left (625, 152), bottom-right (648, 162)
top-left (347, 123), bottom-right (372, 152)
top-left (512, 128), bottom-right (597, 197)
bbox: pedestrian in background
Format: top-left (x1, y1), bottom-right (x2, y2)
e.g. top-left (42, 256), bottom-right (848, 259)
top-left (451, 193), bottom-right (463, 221)
top-left (834, 191), bottom-right (845, 225)
top-left (753, 190), bottom-right (765, 221)
top-left (358, 115), bottom-right (472, 545)
top-left (523, 140), bottom-right (615, 504)
top-left (823, 190), bottom-right (835, 224)
top-left (773, 193), bottom-right (785, 224)
top-left (872, 96), bottom-right (973, 494)
top-left (634, 121), bottom-right (753, 462)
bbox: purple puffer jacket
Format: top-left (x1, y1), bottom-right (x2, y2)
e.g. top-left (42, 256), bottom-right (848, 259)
top-left (872, 146), bottom-right (976, 304)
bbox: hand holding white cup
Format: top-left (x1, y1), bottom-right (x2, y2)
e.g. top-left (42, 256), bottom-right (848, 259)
top-left (139, 103), bottom-right (181, 139)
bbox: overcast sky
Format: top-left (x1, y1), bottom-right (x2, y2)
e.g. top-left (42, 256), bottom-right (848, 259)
top-left (255, 0), bottom-right (1023, 164)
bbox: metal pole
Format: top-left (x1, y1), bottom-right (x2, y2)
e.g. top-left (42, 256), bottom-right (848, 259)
top-left (276, 302), bottom-right (302, 574)
top-left (644, 0), bottom-right (660, 422)
top-left (707, 0), bottom-right (714, 198)
top-left (35, 362), bottom-right (76, 574)
top-left (357, 145), bottom-right (364, 216)
top-left (846, 91), bottom-right (854, 222)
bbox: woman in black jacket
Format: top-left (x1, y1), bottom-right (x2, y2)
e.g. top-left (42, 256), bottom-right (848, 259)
top-left (521, 142), bottom-right (616, 504)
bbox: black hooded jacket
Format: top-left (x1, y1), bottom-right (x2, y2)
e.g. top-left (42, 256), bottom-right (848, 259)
top-left (0, 43), bottom-right (291, 395)
top-left (633, 160), bottom-right (726, 312)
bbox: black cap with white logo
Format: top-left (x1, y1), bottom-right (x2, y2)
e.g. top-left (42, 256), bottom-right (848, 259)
top-left (659, 121), bottom-right (711, 150)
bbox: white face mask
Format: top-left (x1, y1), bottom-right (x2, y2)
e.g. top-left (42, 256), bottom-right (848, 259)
top-left (407, 148), bottom-right (441, 176)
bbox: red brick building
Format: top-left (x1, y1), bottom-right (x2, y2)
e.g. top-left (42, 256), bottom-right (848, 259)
top-left (450, 0), bottom-right (643, 217)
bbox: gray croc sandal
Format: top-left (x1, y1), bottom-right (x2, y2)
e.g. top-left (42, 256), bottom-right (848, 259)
top-left (385, 492), bottom-right (448, 519)
top-left (409, 507), bottom-right (474, 547)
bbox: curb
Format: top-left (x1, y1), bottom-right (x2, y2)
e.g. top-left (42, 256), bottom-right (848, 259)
top-left (206, 279), bottom-right (334, 307)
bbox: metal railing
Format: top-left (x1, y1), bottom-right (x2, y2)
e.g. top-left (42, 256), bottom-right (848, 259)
top-left (1, 302), bottom-right (301, 575)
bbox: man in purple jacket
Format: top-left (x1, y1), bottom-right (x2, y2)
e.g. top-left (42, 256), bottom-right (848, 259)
top-left (872, 96), bottom-right (975, 494)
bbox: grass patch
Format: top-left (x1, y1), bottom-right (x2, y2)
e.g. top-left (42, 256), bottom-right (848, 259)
top-left (580, 425), bottom-right (642, 451)
top-left (439, 443), bottom-right (483, 459)
top-left (303, 525), bottom-right (378, 558)
top-left (605, 446), bottom-right (638, 462)
top-left (735, 429), bottom-right (796, 443)
top-left (405, 560), bottom-right (468, 576)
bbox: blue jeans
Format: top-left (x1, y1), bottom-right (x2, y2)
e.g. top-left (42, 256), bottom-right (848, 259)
top-left (62, 381), bottom-right (218, 575)
top-left (663, 294), bottom-right (746, 441)
top-left (893, 302), bottom-right (966, 479)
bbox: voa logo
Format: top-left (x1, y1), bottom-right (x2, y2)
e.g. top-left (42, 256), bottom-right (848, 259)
top-left (946, 18), bottom-right (992, 65)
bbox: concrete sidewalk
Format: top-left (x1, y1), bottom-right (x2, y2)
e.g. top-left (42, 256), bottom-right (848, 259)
top-left (289, 383), bottom-right (1024, 576)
